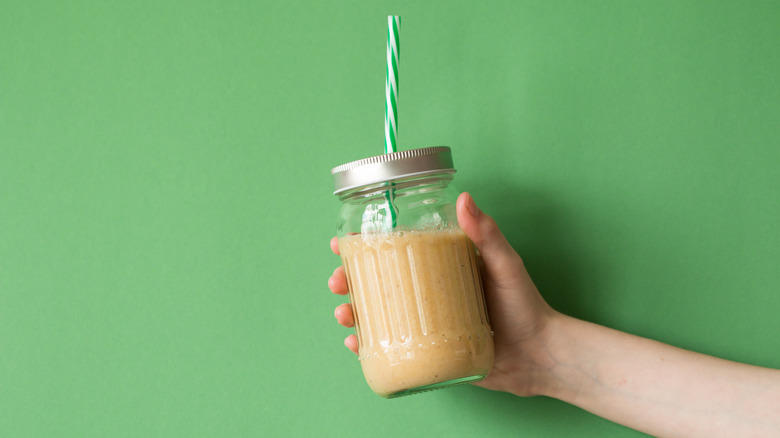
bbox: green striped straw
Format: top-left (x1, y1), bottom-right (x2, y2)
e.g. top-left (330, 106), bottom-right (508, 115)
top-left (384, 15), bottom-right (400, 229)
top-left (385, 15), bottom-right (400, 154)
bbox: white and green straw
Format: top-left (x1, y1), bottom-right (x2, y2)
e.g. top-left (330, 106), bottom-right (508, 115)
top-left (385, 15), bottom-right (400, 154)
top-left (384, 16), bottom-right (400, 229)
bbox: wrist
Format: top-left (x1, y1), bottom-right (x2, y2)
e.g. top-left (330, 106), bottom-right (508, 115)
top-left (479, 308), bottom-right (573, 398)
top-left (506, 311), bottom-right (584, 400)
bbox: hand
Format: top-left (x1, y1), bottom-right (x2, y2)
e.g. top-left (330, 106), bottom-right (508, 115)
top-left (327, 192), bottom-right (557, 396)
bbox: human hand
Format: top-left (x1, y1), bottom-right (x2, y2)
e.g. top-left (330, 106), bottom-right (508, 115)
top-left (327, 192), bottom-right (557, 396)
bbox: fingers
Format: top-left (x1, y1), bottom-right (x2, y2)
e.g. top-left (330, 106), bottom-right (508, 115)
top-left (328, 266), bottom-right (348, 295)
top-left (336, 303), bottom-right (358, 355)
top-left (456, 192), bottom-right (526, 290)
top-left (330, 237), bottom-right (357, 355)
top-left (344, 335), bottom-right (358, 354)
top-left (456, 192), bottom-right (514, 258)
top-left (334, 303), bottom-right (354, 327)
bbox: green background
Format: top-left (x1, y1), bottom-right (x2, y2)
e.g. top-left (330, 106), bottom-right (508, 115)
top-left (2, 1), bottom-right (778, 436)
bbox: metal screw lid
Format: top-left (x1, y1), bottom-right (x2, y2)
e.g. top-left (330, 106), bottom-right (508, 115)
top-left (331, 146), bottom-right (456, 195)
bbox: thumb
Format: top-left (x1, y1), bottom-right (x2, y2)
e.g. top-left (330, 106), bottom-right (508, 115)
top-left (456, 192), bottom-right (526, 290)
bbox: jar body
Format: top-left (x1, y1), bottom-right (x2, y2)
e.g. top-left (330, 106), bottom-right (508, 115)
top-left (336, 173), bottom-right (494, 398)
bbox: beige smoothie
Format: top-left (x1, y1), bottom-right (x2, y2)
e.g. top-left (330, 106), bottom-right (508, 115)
top-left (339, 227), bottom-right (494, 397)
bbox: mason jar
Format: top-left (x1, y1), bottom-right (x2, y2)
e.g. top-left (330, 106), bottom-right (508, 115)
top-left (331, 146), bottom-right (494, 398)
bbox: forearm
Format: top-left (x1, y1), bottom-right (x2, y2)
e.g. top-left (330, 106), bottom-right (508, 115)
top-left (527, 313), bottom-right (780, 437)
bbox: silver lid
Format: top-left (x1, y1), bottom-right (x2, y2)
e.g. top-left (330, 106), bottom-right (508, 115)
top-left (331, 146), bottom-right (456, 195)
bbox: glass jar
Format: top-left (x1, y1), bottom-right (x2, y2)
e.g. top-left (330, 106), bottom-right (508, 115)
top-left (331, 146), bottom-right (494, 398)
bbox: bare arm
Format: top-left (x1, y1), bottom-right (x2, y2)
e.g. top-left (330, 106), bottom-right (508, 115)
top-left (328, 192), bottom-right (780, 437)
top-left (524, 314), bottom-right (780, 437)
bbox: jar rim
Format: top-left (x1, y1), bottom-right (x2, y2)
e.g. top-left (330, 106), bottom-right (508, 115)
top-left (331, 146), bottom-right (456, 195)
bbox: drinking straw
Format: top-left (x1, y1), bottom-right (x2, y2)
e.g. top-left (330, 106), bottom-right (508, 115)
top-left (385, 15), bottom-right (400, 154)
top-left (384, 15), bottom-right (400, 229)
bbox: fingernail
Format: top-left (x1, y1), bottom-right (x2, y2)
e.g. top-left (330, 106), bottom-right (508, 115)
top-left (466, 193), bottom-right (480, 218)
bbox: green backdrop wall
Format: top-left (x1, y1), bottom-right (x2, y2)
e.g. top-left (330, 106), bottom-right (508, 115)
top-left (2, 1), bottom-right (778, 436)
